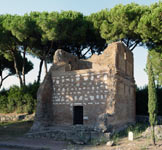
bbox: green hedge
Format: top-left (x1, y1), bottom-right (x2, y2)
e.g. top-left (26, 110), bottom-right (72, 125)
top-left (0, 82), bottom-right (39, 114)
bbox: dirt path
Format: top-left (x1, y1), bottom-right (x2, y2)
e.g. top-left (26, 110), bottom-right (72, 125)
top-left (1, 136), bottom-right (162, 150)
top-left (75, 137), bottom-right (162, 150)
top-left (0, 138), bottom-right (68, 150)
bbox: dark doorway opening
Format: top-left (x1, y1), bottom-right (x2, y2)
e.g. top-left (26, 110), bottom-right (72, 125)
top-left (73, 106), bottom-right (83, 125)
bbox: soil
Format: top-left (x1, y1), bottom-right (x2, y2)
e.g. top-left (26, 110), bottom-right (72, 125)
top-left (0, 136), bottom-right (162, 150)
top-left (0, 138), bottom-right (67, 150)
top-left (77, 137), bottom-right (162, 150)
top-left (0, 121), bottom-right (162, 150)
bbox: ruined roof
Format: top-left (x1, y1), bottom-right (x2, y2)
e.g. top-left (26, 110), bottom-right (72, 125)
top-left (53, 42), bottom-right (133, 78)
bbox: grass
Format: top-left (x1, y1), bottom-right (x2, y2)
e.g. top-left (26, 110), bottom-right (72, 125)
top-left (0, 120), bottom-right (33, 140)
top-left (110, 123), bottom-right (149, 145)
top-left (89, 123), bottom-right (149, 146)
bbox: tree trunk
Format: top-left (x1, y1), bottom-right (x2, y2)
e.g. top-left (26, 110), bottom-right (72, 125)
top-left (43, 41), bottom-right (53, 75)
top-left (11, 50), bottom-right (23, 87)
top-left (0, 75), bottom-right (3, 89)
top-left (44, 59), bottom-right (48, 75)
top-left (22, 48), bottom-right (26, 86)
top-left (0, 82), bottom-right (2, 89)
top-left (151, 125), bottom-right (156, 145)
top-left (37, 59), bottom-right (43, 83)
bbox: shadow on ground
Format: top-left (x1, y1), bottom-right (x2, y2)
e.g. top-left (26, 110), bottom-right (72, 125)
top-left (0, 121), bottom-right (33, 140)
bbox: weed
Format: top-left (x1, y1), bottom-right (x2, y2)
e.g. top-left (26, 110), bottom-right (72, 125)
top-left (140, 146), bottom-right (148, 150)
top-left (111, 133), bottom-right (119, 145)
top-left (110, 123), bottom-right (149, 145)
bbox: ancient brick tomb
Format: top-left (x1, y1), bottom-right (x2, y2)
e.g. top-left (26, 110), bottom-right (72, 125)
top-left (31, 42), bottom-right (136, 132)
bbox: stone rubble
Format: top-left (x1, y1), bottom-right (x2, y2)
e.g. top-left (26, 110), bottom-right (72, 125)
top-left (0, 113), bottom-right (34, 122)
top-left (142, 125), bottom-right (162, 140)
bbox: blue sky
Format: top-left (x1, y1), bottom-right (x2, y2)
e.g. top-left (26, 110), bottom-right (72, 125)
top-left (0, 0), bottom-right (159, 16)
top-left (0, 0), bottom-right (160, 88)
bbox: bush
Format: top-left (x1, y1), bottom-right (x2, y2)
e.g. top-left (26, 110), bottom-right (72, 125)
top-left (0, 88), bottom-right (8, 113)
top-left (0, 82), bottom-right (39, 114)
top-left (7, 86), bottom-right (23, 112)
top-left (21, 82), bottom-right (40, 99)
top-left (23, 94), bottom-right (36, 114)
top-left (0, 95), bottom-right (8, 113)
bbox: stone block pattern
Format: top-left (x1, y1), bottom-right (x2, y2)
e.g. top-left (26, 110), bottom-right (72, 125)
top-left (51, 69), bottom-right (116, 125)
top-left (52, 71), bottom-right (110, 105)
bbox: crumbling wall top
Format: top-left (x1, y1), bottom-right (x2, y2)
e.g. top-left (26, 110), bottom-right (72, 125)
top-left (53, 42), bottom-right (134, 78)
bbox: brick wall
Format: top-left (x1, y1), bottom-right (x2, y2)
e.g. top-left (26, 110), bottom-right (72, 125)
top-left (52, 69), bottom-right (116, 126)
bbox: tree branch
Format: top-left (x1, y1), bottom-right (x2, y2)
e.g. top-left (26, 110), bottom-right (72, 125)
top-left (130, 42), bottom-right (138, 51)
top-left (81, 47), bottom-right (92, 58)
top-left (127, 39), bottom-right (130, 47)
top-left (3, 74), bottom-right (12, 81)
top-left (0, 73), bottom-right (12, 89)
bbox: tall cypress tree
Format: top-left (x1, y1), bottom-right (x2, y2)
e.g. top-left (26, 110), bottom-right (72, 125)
top-left (147, 51), bottom-right (158, 145)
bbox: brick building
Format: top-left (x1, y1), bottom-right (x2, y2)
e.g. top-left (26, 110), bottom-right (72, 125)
top-left (31, 42), bottom-right (136, 131)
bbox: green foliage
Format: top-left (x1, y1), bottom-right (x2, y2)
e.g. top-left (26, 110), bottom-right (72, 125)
top-left (148, 53), bottom-right (158, 126)
top-left (0, 14), bottom-right (34, 87)
top-left (88, 9), bottom-right (109, 31)
top-left (0, 53), bottom-right (16, 88)
top-left (138, 1), bottom-right (162, 51)
top-left (100, 3), bottom-right (148, 50)
top-left (0, 88), bottom-right (8, 113)
top-left (0, 82), bottom-right (39, 114)
top-left (147, 52), bottom-right (158, 145)
top-left (23, 94), bottom-right (36, 114)
top-left (110, 123), bottom-right (149, 145)
top-left (29, 10), bottom-right (106, 83)
top-left (149, 50), bottom-right (162, 86)
top-left (23, 82), bottom-right (40, 99)
top-left (0, 95), bottom-right (8, 113)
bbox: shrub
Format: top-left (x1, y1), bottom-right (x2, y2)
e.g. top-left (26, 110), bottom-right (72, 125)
top-left (23, 94), bottom-right (36, 114)
top-left (0, 95), bottom-right (8, 113)
top-left (0, 82), bottom-right (39, 114)
top-left (7, 86), bottom-right (23, 112)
